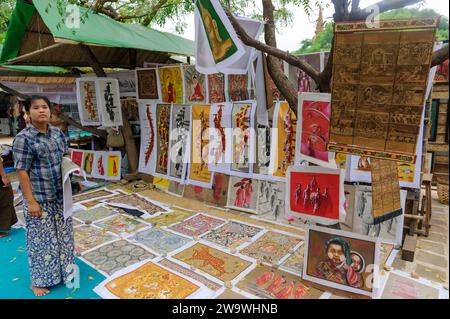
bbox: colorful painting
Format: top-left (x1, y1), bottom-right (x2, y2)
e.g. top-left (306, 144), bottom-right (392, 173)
top-left (169, 214), bottom-right (225, 237)
top-left (101, 261), bottom-right (201, 299)
top-left (381, 272), bottom-right (440, 299)
top-left (296, 93), bottom-right (334, 167)
top-left (168, 104), bottom-right (191, 182)
top-left (231, 102), bottom-right (254, 174)
top-left (102, 193), bottom-right (168, 215)
top-left (303, 226), bottom-right (379, 297)
top-left (184, 65), bottom-right (207, 103)
top-left (136, 68), bottom-right (159, 100)
top-left (76, 78), bottom-right (100, 126)
top-left (254, 109), bottom-right (274, 176)
top-left (341, 184), bottom-right (356, 230)
top-left (201, 221), bottom-right (263, 248)
top-left (273, 102), bottom-right (296, 178)
top-left (159, 66), bottom-right (183, 104)
top-left (256, 180), bottom-right (286, 220)
top-left (106, 152), bottom-right (121, 180)
top-left (239, 231), bottom-right (302, 264)
top-left (183, 173), bottom-right (230, 207)
top-left (209, 103), bottom-right (232, 173)
top-left (94, 215), bottom-right (149, 236)
top-left (145, 209), bottom-right (195, 227)
top-left (74, 225), bottom-right (117, 254)
top-left (228, 74), bottom-right (248, 101)
top-left (281, 244), bottom-right (305, 275)
top-left (286, 165), bottom-right (345, 225)
top-left (335, 153), bottom-right (347, 169)
top-left (129, 228), bottom-right (192, 255)
top-left (155, 104), bottom-right (171, 176)
top-left (71, 150), bottom-right (83, 174)
top-left (97, 78), bottom-right (123, 127)
top-left (173, 243), bottom-right (252, 282)
top-left (434, 58), bottom-right (449, 83)
top-left (92, 151), bottom-right (106, 179)
top-left (72, 189), bottom-right (116, 204)
top-left (138, 102), bottom-right (156, 175)
top-left (73, 206), bottom-right (119, 223)
top-left (82, 240), bottom-right (156, 275)
top-left (208, 73), bottom-right (226, 103)
top-left (226, 176), bottom-right (258, 214)
top-left (78, 199), bottom-right (104, 209)
top-left (236, 265), bottom-right (323, 299)
top-left (188, 104), bottom-right (213, 187)
top-left (82, 151), bottom-right (95, 176)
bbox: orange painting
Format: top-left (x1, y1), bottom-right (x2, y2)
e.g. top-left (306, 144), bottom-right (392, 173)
top-left (273, 102), bottom-right (296, 178)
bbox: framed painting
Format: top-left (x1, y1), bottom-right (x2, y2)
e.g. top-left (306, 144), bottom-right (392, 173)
top-left (208, 73), bottom-right (226, 103)
top-left (434, 58), bottom-right (449, 83)
top-left (169, 213), bottom-right (225, 238)
top-left (303, 225), bottom-right (380, 298)
top-left (97, 78), bottom-right (123, 127)
top-left (256, 180), bottom-right (286, 221)
top-left (129, 228), bottom-right (192, 255)
top-left (159, 65), bottom-right (184, 104)
top-left (208, 102), bottom-right (232, 174)
top-left (201, 221), bottom-right (264, 248)
top-left (154, 104), bottom-right (171, 177)
top-left (138, 102), bottom-right (157, 175)
top-left (286, 165), bottom-right (346, 225)
top-left (136, 68), bottom-right (160, 100)
top-left (76, 78), bottom-right (100, 126)
top-left (226, 176), bottom-right (259, 214)
top-left (168, 104), bottom-right (191, 183)
top-left (228, 74), bottom-right (249, 101)
top-left (105, 151), bottom-right (122, 181)
top-left (184, 65), bottom-right (207, 104)
top-left (295, 93), bottom-right (335, 168)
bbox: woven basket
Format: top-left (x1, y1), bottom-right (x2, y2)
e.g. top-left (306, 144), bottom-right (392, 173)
top-left (437, 183), bottom-right (449, 205)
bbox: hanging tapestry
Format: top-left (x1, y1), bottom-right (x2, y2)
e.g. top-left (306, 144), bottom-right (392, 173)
top-left (272, 102), bottom-right (296, 178)
top-left (303, 225), bottom-right (380, 297)
top-left (208, 73), bottom-right (226, 103)
top-left (155, 104), bottom-right (171, 176)
top-left (74, 225), bottom-right (118, 254)
top-left (256, 180), bottom-right (286, 221)
top-left (168, 104), bottom-right (191, 182)
top-left (226, 176), bottom-right (259, 214)
top-left (138, 104), bottom-right (156, 175)
top-left (136, 68), bottom-right (159, 100)
top-left (172, 243), bottom-right (252, 282)
top-left (208, 102), bottom-right (232, 173)
top-left (169, 213), bottom-right (225, 237)
top-left (328, 18), bottom-right (439, 163)
top-left (93, 215), bottom-right (149, 236)
top-left (76, 78), bottom-right (100, 126)
top-left (296, 93), bottom-right (335, 168)
top-left (230, 102), bottom-right (255, 175)
top-left (97, 78), bottom-right (123, 127)
top-left (159, 65), bottom-right (184, 104)
top-left (228, 74), bottom-right (249, 101)
top-left (129, 228), bottom-right (192, 255)
top-left (188, 104), bottom-right (213, 188)
top-left (370, 158), bottom-right (402, 224)
top-left (286, 165), bottom-right (345, 225)
top-left (201, 221), bottom-right (263, 248)
top-left (184, 65), bottom-right (207, 104)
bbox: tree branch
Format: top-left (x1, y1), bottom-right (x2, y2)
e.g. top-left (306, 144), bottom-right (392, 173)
top-left (351, 0), bottom-right (423, 20)
top-left (431, 44), bottom-right (449, 67)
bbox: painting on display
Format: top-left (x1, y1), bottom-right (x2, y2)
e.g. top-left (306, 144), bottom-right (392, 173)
top-left (168, 104), bottom-right (191, 183)
top-left (208, 73), bottom-right (226, 103)
top-left (138, 103), bottom-right (156, 175)
top-left (341, 184), bottom-right (356, 230)
top-left (328, 18), bottom-right (439, 163)
top-left (92, 151), bottom-right (106, 179)
top-left (97, 78), bottom-right (123, 127)
top-left (254, 107), bottom-right (274, 176)
top-left (183, 173), bottom-right (230, 207)
top-left (167, 181), bottom-right (186, 197)
top-left (236, 265), bottom-right (323, 299)
top-left (380, 271), bottom-right (440, 299)
top-left (303, 225), bottom-right (380, 297)
top-left (70, 150), bottom-right (83, 174)
top-left (72, 206), bottom-right (118, 223)
top-left (208, 103), bottom-right (232, 174)
top-left (106, 152), bottom-right (122, 181)
top-left (102, 193), bottom-right (168, 216)
top-left (335, 153), bottom-right (347, 169)
top-left (145, 209), bottom-right (195, 227)
top-left (201, 221), bottom-right (263, 248)
top-left (228, 74), bottom-right (249, 101)
top-left (155, 104), bottom-right (171, 177)
top-left (76, 78), bottom-right (100, 126)
top-left (81, 151), bottom-right (95, 176)
top-left (434, 58), bottom-right (449, 82)
top-left (159, 65), bottom-right (184, 104)
top-left (286, 165), bottom-right (346, 225)
top-left (280, 244), bottom-right (305, 275)
top-left (136, 68), bottom-right (160, 100)
top-left (72, 188), bottom-right (116, 204)
top-left (231, 102), bottom-right (255, 175)
top-left (296, 93), bottom-right (335, 168)
top-left (226, 176), bottom-right (259, 214)
top-left (188, 104), bottom-right (213, 188)
top-left (74, 225), bottom-right (118, 254)
top-left (129, 228), bottom-right (191, 255)
top-left (94, 215), bottom-right (149, 236)
top-left (169, 213), bottom-right (225, 237)
top-left (272, 102), bottom-right (296, 178)
top-left (239, 231), bottom-right (302, 265)
top-left (256, 180), bottom-right (286, 222)
top-left (172, 243), bottom-right (253, 283)
top-left (184, 65), bottom-right (207, 103)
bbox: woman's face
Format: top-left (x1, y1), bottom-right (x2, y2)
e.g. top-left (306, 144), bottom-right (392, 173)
top-left (28, 99), bottom-right (51, 125)
top-left (351, 254), bottom-right (362, 272)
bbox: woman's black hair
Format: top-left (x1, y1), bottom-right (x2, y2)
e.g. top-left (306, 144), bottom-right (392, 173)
top-left (24, 95), bottom-right (52, 113)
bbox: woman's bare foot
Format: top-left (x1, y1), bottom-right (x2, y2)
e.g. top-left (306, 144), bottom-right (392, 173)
top-left (30, 286), bottom-right (50, 297)
top-left (0, 232), bottom-right (8, 238)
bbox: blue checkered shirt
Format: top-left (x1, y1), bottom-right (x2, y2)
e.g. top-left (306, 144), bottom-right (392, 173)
top-left (13, 124), bottom-right (68, 203)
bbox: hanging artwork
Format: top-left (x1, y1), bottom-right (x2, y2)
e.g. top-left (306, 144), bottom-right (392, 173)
top-left (145, 209), bottom-right (195, 227)
top-left (208, 73), bottom-right (226, 103)
top-left (168, 104), bottom-right (191, 183)
top-left (129, 228), bottom-right (192, 255)
top-left (72, 206), bottom-right (119, 223)
top-left (208, 103), bottom-right (232, 174)
top-left (136, 68), bottom-right (160, 100)
top-left (71, 149), bottom-right (83, 174)
top-left (102, 193), bottom-right (168, 216)
top-left (328, 18), bottom-right (439, 163)
top-left (155, 104), bottom-right (171, 177)
top-left (94, 215), bottom-right (149, 236)
top-left (184, 65), bottom-right (207, 104)
top-left (303, 225), bottom-right (380, 297)
top-left (226, 176), bottom-right (259, 214)
top-left (76, 78), bottom-right (100, 126)
top-left (159, 65), bottom-right (184, 104)
top-left (97, 78), bottom-right (123, 127)
top-left (236, 265), bottom-right (323, 299)
top-left (296, 93), bottom-right (335, 168)
top-left (172, 243), bottom-right (253, 282)
top-left (82, 151), bottom-right (95, 176)
top-left (335, 153), bottom-right (347, 169)
top-left (254, 107), bottom-right (274, 176)
top-left (228, 74), bottom-right (249, 101)
top-left (138, 103), bottom-right (156, 175)
top-left (82, 240), bottom-right (156, 276)
top-left (94, 260), bottom-right (210, 299)
top-left (286, 165), bottom-right (346, 225)
top-left (188, 104), bottom-right (214, 188)
top-left (381, 271), bottom-right (440, 299)
top-left (239, 231), bottom-right (302, 264)
top-left (106, 152), bottom-right (122, 181)
top-left (201, 221), bottom-right (263, 248)
top-left (74, 225), bottom-right (118, 254)
top-left (92, 151), bottom-right (106, 179)
top-left (230, 102), bottom-right (255, 176)
top-left (434, 58), bottom-right (449, 83)
top-left (272, 102), bottom-right (296, 178)
top-left (169, 213), bottom-right (225, 237)
top-left (370, 158), bottom-right (402, 224)
top-left (256, 180), bottom-right (286, 221)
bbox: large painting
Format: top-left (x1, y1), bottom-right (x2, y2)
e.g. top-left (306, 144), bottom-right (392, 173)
top-left (208, 73), bottom-right (226, 103)
top-left (168, 104), bottom-right (191, 183)
top-left (97, 78), bottom-right (123, 127)
top-left (136, 68), bottom-right (160, 100)
top-left (231, 102), bottom-right (255, 175)
top-left (155, 104), bottom-right (171, 176)
top-left (159, 65), bottom-right (184, 104)
top-left (76, 78), bottom-right (100, 126)
top-left (184, 65), bottom-right (207, 104)
top-left (102, 193), bottom-right (168, 215)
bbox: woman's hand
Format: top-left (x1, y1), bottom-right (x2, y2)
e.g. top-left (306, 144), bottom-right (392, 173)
top-left (28, 200), bottom-right (43, 218)
top-left (1, 175), bottom-right (10, 187)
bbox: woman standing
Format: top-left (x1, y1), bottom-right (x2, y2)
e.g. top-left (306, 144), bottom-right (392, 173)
top-left (13, 95), bottom-right (74, 297)
top-left (0, 144), bottom-right (18, 238)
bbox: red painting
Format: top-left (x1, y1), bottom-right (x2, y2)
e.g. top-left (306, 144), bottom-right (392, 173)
top-left (71, 150), bottom-right (83, 174)
top-left (434, 59), bottom-right (449, 82)
top-left (208, 73), bottom-right (226, 103)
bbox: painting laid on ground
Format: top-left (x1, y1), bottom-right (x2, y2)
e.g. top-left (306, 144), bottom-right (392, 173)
top-left (201, 221), bottom-right (263, 248)
top-left (169, 213), bottom-right (225, 237)
top-left (129, 228), bottom-right (191, 255)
